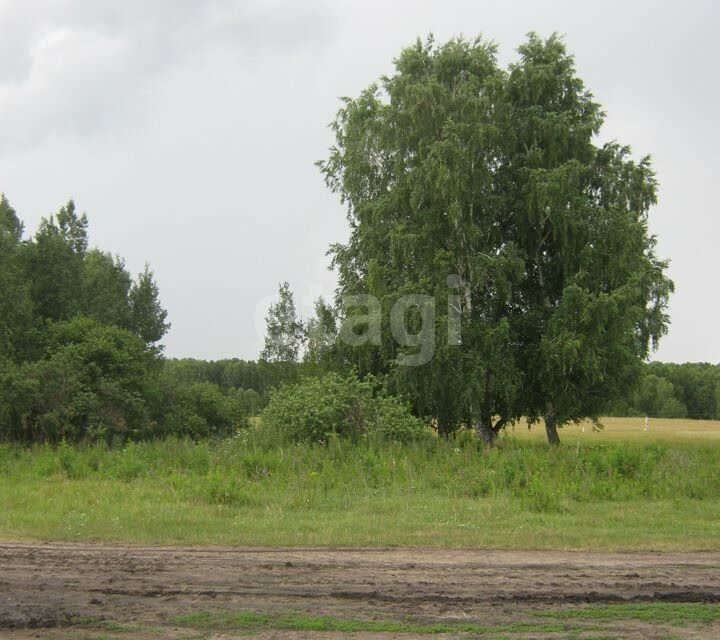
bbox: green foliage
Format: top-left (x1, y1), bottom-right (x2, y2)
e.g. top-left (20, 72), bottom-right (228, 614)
top-left (0, 357), bottom-right (37, 439)
top-left (0, 195), bottom-right (246, 444)
top-left (634, 374), bottom-right (687, 418)
top-left (159, 381), bottom-right (249, 439)
top-left (162, 358), bottom-right (267, 395)
top-left (604, 362), bottom-right (720, 420)
top-left (0, 196), bottom-right (32, 360)
top-left (261, 373), bottom-right (426, 443)
top-left (0, 193), bottom-right (23, 242)
top-left (81, 250), bottom-right (133, 329)
top-left (128, 266), bottom-right (170, 347)
top-left (320, 36), bottom-right (521, 440)
top-left (160, 358), bottom-right (281, 413)
top-left (8, 197), bottom-right (169, 354)
top-left (25, 202), bottom-right (87, 323)
top-left (303, 296), bottom-right (339, 372)
top-left (0, 329), bottom-right (253, 443)
top-left (644, 362), bottom-right (719, 419)
top-left (367, 394), bottom-right (431, 442)
top-left (12, 317), bottom-right (157, 442)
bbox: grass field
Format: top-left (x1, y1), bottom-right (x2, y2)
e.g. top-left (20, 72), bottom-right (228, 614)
top-left (1, 417), bottom-right (719, 550)
top-left (509, 415), bottom-right (720, 442)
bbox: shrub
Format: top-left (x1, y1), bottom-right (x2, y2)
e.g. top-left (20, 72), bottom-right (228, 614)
top-left (161, 381), bottom-right (248, 439)
top-left (0, 357), bottom-right (38, 441)
top-left (3, 318), bottom-right (156, 443)
top-left (261, 373), bottom-right (426, 443)
top-left (367, 396), bottom-right (428, 442)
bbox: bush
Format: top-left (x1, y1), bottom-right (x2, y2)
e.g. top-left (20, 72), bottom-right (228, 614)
top-left (1, 318), bottom-right (156, 443)
top-left (160, 381), bottom-right (248, 439)
top-left (261, 373), bottom-right (426, 443)
top-left (0, 357), bottom-right (37, 441)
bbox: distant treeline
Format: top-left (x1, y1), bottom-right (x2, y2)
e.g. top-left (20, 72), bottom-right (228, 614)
top-left (164, 358), bottom-right (720, 422)
top-left (163, 359), bottom-right (268, 395)
top-left (605, 362), bottom-right (720, 420)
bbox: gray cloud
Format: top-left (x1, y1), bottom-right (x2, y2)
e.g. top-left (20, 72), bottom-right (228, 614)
top-left (0, 0), bottom-right (717, 364)
top-left (0, 0), bottom-right (334, 149)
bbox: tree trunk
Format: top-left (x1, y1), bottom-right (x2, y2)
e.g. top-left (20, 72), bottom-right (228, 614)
top-left (476, 422), bottom-right (497, 445)
top-left (475, 418), bottom-right (497, 446)
top-left (437, 419), bottom-right (452, 439)
top-left (544, 402), bottom-right (560, 446)
top-left (475, 370), bottom-right (498, 445)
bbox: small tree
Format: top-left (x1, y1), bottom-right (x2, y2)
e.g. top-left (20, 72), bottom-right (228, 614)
top-left (261, 282), bottom-right (304, 363)
top-left (261, 282), bottom-right (304, 386)
top-left (129, 266), bottom-right (170, 348)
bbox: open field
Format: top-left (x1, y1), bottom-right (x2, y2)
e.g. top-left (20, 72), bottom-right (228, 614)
top-left (1, 543), bottom-right (719, 639)
top-left (508, 416), bottom-right (720, 442)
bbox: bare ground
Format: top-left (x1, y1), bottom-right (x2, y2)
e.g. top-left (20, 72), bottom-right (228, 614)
top-left (0, 542), bottom-right (719, 639)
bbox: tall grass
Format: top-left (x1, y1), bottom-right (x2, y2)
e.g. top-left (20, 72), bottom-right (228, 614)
top-left (2, 430), bottom-right (719, 507)
top-left (1, 428), bottom-right (719, 548)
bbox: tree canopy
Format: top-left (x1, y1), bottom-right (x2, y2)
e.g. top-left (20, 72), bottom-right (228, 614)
top-left (320, 33), bottom-right (673, 443)
top-left (0, 197), bottom-right (253, 443)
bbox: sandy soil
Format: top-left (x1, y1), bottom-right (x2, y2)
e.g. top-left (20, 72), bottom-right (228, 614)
top-left (1, 543), bottom-right (719, 638)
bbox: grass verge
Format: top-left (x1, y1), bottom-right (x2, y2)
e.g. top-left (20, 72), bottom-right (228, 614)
top-left (536, 602), bottom-right (720, 623)
top-left (175, 610), bottom-right (567, 634)
top-left (173, 604), bottom-right (720, 636)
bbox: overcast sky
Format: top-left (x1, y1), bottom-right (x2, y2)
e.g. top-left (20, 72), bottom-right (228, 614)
top-left (1, 0), bottom-right (717, 363)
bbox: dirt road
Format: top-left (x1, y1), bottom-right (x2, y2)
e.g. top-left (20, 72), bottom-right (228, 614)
top-left (1, 543), bottom-right (719, 638)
